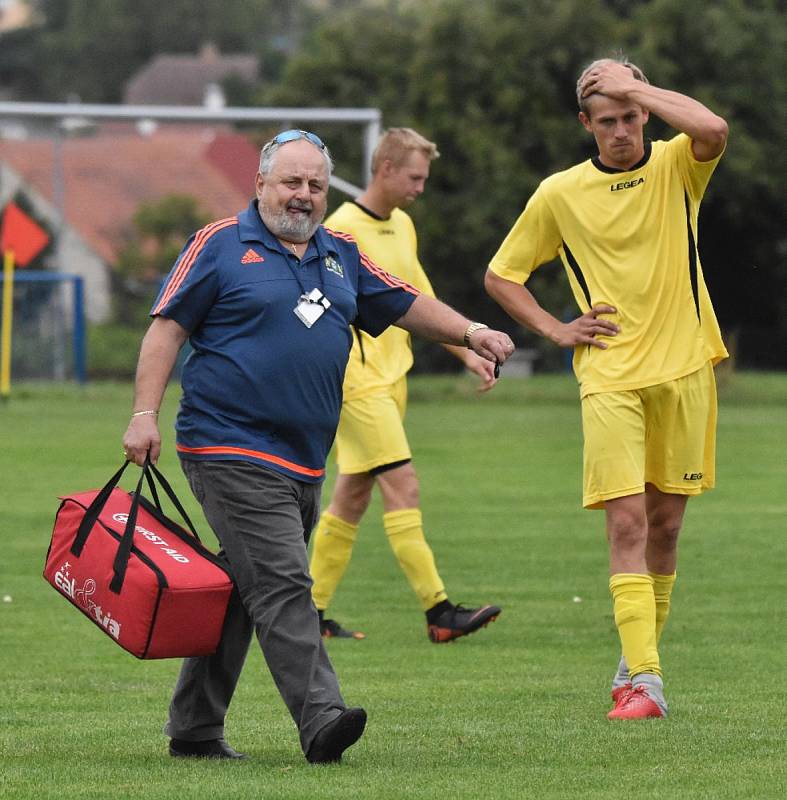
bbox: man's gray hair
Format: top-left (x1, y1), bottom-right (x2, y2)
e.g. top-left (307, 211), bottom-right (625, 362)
top-left (576, 56), bottom-right (649, 114)
top-left (258, 136), bottom-right (334, 177)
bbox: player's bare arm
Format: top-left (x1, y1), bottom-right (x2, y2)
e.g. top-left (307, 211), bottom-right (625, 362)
top-left (395, 293), bottom-right (515, 366)
top-left (123, 315), bottom-right (189, 465)
top-left (581, 61), bottom-right (728, 161)
top-left (484, 270), bottom-right (618, 349)
top-left (441, 343), bottom-right (498, 392)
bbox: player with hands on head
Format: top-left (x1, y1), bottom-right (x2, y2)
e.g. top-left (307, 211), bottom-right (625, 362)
top-left (486, 56), bottom-right (728, 720)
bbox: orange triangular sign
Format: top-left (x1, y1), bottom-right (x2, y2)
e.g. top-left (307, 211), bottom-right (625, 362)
top-left (0, 202), bottom-right (50, 267)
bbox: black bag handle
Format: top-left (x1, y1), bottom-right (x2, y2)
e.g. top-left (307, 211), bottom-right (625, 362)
top-left (144, 466), bottom-right (162, 512)
top-left (109, 465), bottom-right (147, 593)
top-left (144, 460), bottom-right (200, 542)
top-left (70, 457), bottom-right (200, 594)
top-left (71, 460), bottom-right (132, 557)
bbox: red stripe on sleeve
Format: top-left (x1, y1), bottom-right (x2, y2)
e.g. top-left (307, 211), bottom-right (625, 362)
top-left (359, 253), bottom-right (420, 296)
top-left (153, 217), bottom-right (238, 315)
top-left (323, 227), bottom-right (357, 245)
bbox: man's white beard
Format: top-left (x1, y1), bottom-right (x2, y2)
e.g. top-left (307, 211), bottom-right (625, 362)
top-left (261, 203), bottom-right (322, 243)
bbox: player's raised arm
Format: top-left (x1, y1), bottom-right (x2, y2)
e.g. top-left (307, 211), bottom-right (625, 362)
top-left (579, 60), bottom-right (728, 161)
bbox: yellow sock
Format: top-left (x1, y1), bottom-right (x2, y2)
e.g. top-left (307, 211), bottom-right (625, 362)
top-left (383, 509), bottom-right (447, 611)
top-left (649, 571), bottom-right (677, 644)
top-left (609, 573), bottom-right (660, 678)
top-left (309, 511), bottom-right (359, 611)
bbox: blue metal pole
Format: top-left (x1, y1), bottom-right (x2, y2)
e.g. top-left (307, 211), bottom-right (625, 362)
top-left (72, 276), bottom-right (87, 384)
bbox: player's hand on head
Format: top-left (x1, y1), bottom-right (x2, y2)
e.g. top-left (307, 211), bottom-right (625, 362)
top-left (581, 62), bottom-right (637, 100)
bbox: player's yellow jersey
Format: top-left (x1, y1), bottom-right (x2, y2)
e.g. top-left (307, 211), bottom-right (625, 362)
top-left (489, 134), bottom-right (728, 397)
top-left (325, 201), bottom-right (435, 400)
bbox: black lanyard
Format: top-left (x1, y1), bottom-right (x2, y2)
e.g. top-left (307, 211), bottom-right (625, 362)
top-left (283, 245), bottom-right (325, 297)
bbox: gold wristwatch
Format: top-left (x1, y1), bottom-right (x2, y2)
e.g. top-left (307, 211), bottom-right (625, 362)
top-left (463, 322), bottom-right (489, 347)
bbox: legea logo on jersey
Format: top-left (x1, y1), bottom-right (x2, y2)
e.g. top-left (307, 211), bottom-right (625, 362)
top-left (54, 561), bottom-right (122, 640)
top-left (324, 255), bottom-right (344, 277)
top-left (610, 177), bottom-right (645, 192)
top-left (111, 513), bottom-right (190, 563)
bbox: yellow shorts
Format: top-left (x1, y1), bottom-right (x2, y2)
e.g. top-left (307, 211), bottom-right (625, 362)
top-left (335, 377), bottom-right (411, 474)
top-left (581, 362), bottom-right (717, 509)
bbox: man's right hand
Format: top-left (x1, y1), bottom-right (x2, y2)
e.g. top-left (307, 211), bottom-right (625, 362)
top-left (122, 415), bottom-right (161, 466)
top-left (550, 304), bottom-right (619, 349)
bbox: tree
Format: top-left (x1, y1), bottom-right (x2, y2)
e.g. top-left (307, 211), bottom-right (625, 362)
top-left (629, 0), bottom-right (787, 365)
top-left (114, 194), bottom-right (210, 325)
top-left (267, 0), bottom-right (787, 369)
top-left (0, 0), bottom-right (322, 102)
top-left (260, 0), bottom-right (424, 187)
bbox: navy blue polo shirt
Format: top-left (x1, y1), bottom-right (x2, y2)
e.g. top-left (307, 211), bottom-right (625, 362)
top-left (151, 199), bottom-right (419, 483)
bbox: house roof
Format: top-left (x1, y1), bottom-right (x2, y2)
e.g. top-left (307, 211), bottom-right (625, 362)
top-left (0, 125), bottom-right (260, 263)
top-left (124, 44), bottom-right (259, 106)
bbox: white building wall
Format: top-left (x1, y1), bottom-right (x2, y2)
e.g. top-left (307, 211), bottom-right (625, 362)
top-left (0, 162), bottom-right (111, 322)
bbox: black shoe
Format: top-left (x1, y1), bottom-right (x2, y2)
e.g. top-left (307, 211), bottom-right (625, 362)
top-left (320, 617), bottom-right (366, 640)
top-left (169, 738), bottom-right (246, 759)
top-left (306, 707), bottom-right (367, 764)
top-left (427, 602), bottom-right (501, 643)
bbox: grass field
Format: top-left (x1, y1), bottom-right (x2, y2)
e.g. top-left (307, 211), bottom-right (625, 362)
top-left (1, 372), bottom-right (785, 799)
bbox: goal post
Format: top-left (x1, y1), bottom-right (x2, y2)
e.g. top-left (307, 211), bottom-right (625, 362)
top-left (0, 100), bottom-right (382, 384)
top-left (0, 270), bottom-right (86, 383)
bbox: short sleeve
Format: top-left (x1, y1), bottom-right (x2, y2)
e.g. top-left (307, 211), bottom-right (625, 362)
top-left (667, 133), bottom-right (724, 203)
top-left (488, 185), bottom-right (563, 284)
top-left (353, 250), bottom-right (420, 337)
top-left (406, 218), bottom-right (436, 297)
top-left (150, 231), bottom-right (221, 332)
top-left (408, 256), bottom-right (436, 298)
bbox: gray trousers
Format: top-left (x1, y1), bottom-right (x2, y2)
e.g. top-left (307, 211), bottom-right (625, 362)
top-left (164, 459), bottom-right (346, 754)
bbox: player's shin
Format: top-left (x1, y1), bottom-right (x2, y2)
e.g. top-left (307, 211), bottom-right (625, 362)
top-left (309, 511), bottom-right (359, 610)
top-left (383, 509), bottom-right (446, 610)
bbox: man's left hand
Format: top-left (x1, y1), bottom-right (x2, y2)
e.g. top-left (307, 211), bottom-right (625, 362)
top-left (468, 329), bottom-right (515, 368)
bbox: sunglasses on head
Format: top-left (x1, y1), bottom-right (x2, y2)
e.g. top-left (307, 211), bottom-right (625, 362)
top-left (271, 129), bottom-right (326, 150)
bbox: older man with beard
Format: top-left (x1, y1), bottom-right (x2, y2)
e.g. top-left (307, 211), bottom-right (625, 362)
top-left (123, 129), bottom-right (514, 764)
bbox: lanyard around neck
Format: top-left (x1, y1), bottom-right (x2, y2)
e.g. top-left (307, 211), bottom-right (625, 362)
top-left (282, 243), bottom-right (325, 296)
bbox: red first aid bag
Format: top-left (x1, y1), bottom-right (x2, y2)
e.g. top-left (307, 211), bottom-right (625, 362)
top-left (43, 459), bottom-right (233, 659)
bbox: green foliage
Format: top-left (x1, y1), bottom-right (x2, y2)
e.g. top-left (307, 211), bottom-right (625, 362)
top-left (629, 0), bottom-right (787, 357)
top-left (1, 374), bottom-right (786, 798)
top-left (111, 194), bottom-right (209, 331)
top-left (267, 0), bottom-right (787, 368)
top-left (86, 322), bottom-right (143, 379)
top-left (260, 1), bottom-right (425, 187)
top-left (3, 0), bottom-right (785, 368)
top-left (126, 194), bottom-right (210, 266)
top-left (6, 0), bottom-right (324, 102)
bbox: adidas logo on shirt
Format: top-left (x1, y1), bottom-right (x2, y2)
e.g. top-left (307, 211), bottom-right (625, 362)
top-left (241, 248), bottom-right (265, 264)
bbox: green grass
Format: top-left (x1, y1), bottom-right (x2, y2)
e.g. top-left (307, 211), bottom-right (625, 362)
top-left (1, 372), bottom-right (785, 799)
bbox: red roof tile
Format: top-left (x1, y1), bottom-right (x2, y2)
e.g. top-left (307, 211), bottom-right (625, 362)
top-left (0, 126), bottom-right (257, 263)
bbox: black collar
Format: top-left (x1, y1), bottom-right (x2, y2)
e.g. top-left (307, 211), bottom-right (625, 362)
top-left (592, 140), bottom-right (652, 174)
top-left (352, 200), bottom-right (388, 221)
